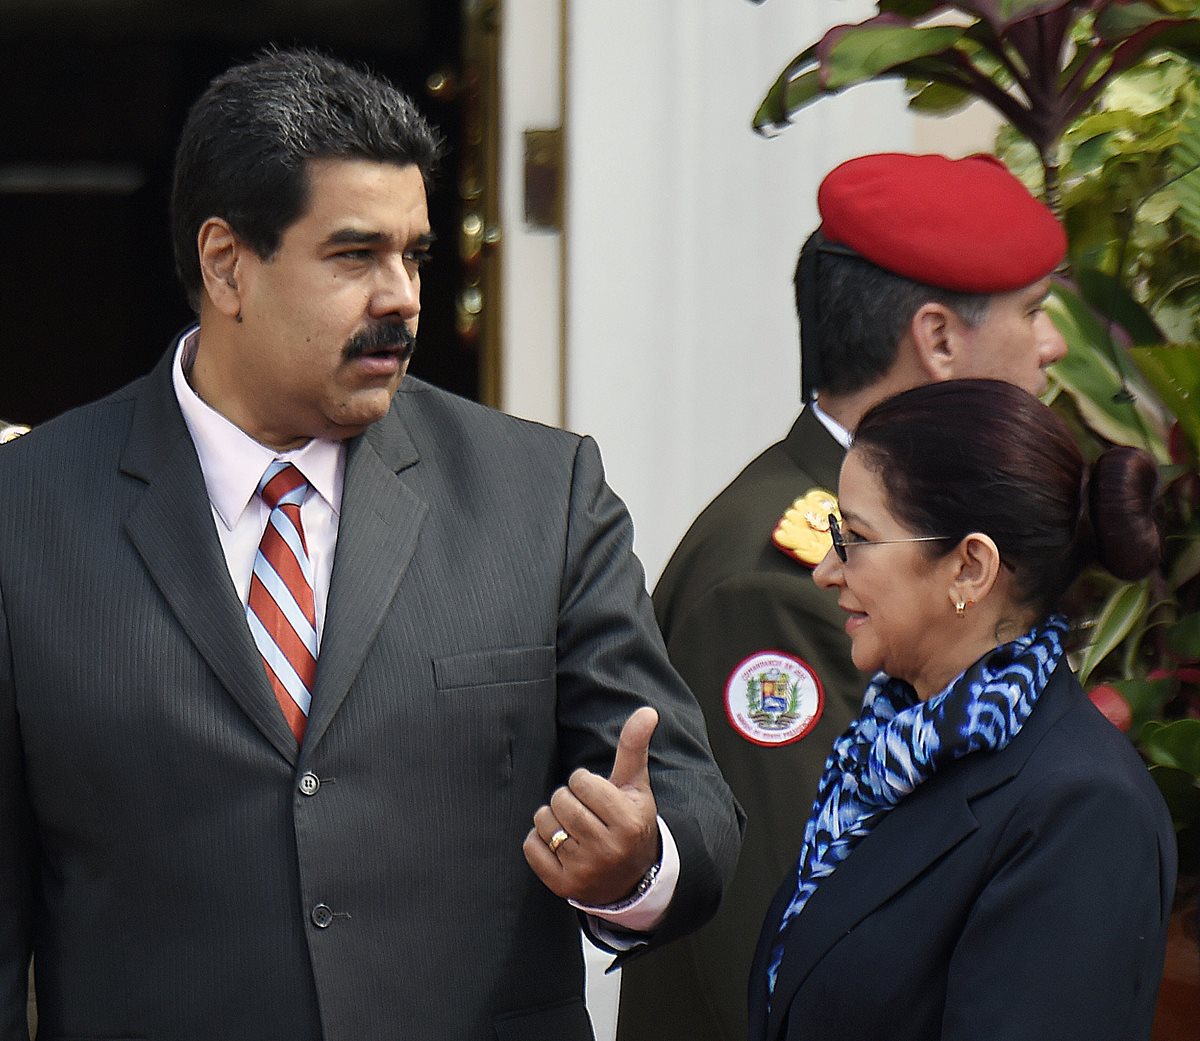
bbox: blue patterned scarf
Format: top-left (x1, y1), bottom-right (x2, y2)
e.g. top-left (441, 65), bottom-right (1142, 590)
top-left (765, 614), bottom-right (1068, 997)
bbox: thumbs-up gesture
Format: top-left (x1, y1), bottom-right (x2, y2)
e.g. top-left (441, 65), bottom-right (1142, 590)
top-left (523, 707), bottom-right (661, 906)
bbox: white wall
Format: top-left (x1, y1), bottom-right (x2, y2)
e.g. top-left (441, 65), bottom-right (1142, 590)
top-left (499, 0), bottom-right (565, 426)
top-left (561, 2), bottom-right (913, 587)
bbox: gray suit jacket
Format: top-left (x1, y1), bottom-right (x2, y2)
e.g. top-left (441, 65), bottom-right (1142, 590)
top-left (0, 347), bottom-right (742, 1041)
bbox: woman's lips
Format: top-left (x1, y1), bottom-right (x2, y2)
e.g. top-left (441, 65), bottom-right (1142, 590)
top-left (841, 607), bottom-right (867, 635)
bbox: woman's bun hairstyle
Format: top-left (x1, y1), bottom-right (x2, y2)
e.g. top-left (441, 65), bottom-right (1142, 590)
top-left (852, 379), bottom-right (1164, 616)
top-left (1087, 446), bottom-right (1161, 580)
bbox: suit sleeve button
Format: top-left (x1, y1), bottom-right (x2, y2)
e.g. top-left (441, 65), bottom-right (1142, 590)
top-left (299, 772), bottom-right (320, 796)
top-left (311, 904), bottom-right (334, 929)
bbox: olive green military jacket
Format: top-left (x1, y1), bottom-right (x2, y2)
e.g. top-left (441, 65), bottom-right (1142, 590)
top-left (618, 407), bottom-right (865, 1041)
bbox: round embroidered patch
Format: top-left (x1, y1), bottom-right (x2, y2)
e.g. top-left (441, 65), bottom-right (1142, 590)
top-left (724, 651), bottom-right (824, 747)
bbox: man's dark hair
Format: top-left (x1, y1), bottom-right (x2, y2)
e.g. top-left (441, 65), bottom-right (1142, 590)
top-left (171, 47), bottom-right (445, 312)
top-left (794, 230), bottom-right (992, 398)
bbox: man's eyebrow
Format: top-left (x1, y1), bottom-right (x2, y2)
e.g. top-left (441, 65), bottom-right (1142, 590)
top-left (322, 229), bottom-right (438, 248)
top-left (324, 228), bottom-right (388, 247)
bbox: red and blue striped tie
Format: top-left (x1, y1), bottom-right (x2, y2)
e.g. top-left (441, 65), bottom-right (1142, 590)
top-left (246, 461), bottom-right (317, 743)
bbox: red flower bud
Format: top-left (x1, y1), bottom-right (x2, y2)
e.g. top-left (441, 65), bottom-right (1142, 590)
top-left (1087, 684), bottom-right (1133, 732)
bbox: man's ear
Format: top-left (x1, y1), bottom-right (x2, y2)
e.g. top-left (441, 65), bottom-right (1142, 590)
top-left (947, 532), bottom-right (1002, 614)
top-left (909, 302), bottom-right (970, 383)
top-left (196, 217), bottom-right (244, 320)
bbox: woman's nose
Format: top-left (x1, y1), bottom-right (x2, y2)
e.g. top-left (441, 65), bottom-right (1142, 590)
top-left (812, 546), bottom-right (841, 589)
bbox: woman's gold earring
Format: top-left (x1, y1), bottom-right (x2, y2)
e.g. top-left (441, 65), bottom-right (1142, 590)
top-left (955, 598), bottom-right (966, 618)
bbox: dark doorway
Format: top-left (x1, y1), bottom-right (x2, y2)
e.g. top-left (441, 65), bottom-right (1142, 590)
top-left (0, 1), bottom-right (477, 426)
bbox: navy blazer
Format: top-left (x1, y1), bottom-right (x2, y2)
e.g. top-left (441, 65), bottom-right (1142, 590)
top-left (0, 346), bottom-right (743, 1041)
top-left (749, 663), bottom-right (1175, 1041)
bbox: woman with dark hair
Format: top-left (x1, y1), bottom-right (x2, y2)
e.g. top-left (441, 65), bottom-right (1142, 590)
top-left (749, 379), bottom-right (1175, 1041)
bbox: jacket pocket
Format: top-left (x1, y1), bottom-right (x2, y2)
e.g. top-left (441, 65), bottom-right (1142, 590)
top-left (433, 645), bottom-right (555, 692)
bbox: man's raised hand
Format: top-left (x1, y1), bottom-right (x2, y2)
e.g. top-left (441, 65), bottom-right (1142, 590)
top-left (523, 707), bottom-right (661, 906)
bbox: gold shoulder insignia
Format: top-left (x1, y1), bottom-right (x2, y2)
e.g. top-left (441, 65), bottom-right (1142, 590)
top-left (771, 487), bottom-right (839, 568)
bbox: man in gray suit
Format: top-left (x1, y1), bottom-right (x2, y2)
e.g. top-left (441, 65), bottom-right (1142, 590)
top-left (0, 49), bottom-right (742, 1041)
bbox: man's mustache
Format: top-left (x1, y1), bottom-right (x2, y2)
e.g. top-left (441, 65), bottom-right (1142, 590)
top-left (344, 321), bottom-right (416, 361)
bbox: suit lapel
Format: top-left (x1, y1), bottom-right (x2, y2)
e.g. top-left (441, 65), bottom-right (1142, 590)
top-left (763, 780), bottom-right (978, 1039)
top-left (763, 665), bottom-right (1078, 1039)
top-left (748, 882), bottom-right (794, 1041)
top-left (121, 348), bottom-right (300, 763)
top-left (300, 399), bottom-right (426, 755)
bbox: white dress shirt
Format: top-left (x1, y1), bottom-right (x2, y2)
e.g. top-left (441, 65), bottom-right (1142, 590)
top-left (173, 328), bottom-right (343, 646)
top-left (809, 398), bottom-right (853, 449)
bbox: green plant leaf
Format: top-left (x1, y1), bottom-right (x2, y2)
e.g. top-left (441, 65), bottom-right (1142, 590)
top-left (1096, 2), bottom-right (1200, 41)
top-left (1117, 677), bottom-right (1176, 733)
top-left (821, 23), bottom-right (968, 90)
top-left (906, 79), bottom-right (975, 113)
top-left (1147, 763), bottom-right (1200, 827)
top-left (1140, 190), bottom-right (1181, 223)
top-left (1065, 109), bottom-right (1154, 143)
top-left (1167, 612), bottom-right (1200, 659)
top-left (1169, 532), bottom-right (1200, 588)
top-left (1105, 62), bottom-right (1191, 115)
top-left (1044, 285), bottom-right (1169, 458)
top-left (958, 0), bottom-right (1078, 32)
top-left (1078, 580), bottom-right (1152, 687)
top-left (1068, 132), bottom-right (1122, 177)
top-left (751, 20), bottom-right (990, 132)
top-left (1107, 19), bottom-right (1200, 68)
top-left (1127, 344), bottom-right (1200, 452)
top-left (1076, 268), bottom-right (1165, 345)
top-left (878, 0), bottom-right (951, 16)
top-left (1174, 97), bottom-right (1200, 239)
top-left (753, 45), bottom-right (820, 132)
top-left (1142, 718), bottom-right (1200, 774)
top-left (1156, 0), bottom-right (1200, 15)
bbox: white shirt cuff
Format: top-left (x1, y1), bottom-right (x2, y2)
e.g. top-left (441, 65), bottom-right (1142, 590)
top-left (571, 815), bottom-right (680, 949)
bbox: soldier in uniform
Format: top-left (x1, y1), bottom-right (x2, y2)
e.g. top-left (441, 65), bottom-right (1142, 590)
top-left (617, 152), bottom-right (1068, 1041)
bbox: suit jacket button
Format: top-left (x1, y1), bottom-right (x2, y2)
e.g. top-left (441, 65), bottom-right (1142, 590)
top-left (299, 772), bottom-right (320, 796)
top-left (311, 904), bottom-right (334, 929)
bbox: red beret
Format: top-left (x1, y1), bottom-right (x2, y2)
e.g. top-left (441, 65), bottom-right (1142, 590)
top-left (817, 153), bottom-right (1065, 293)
